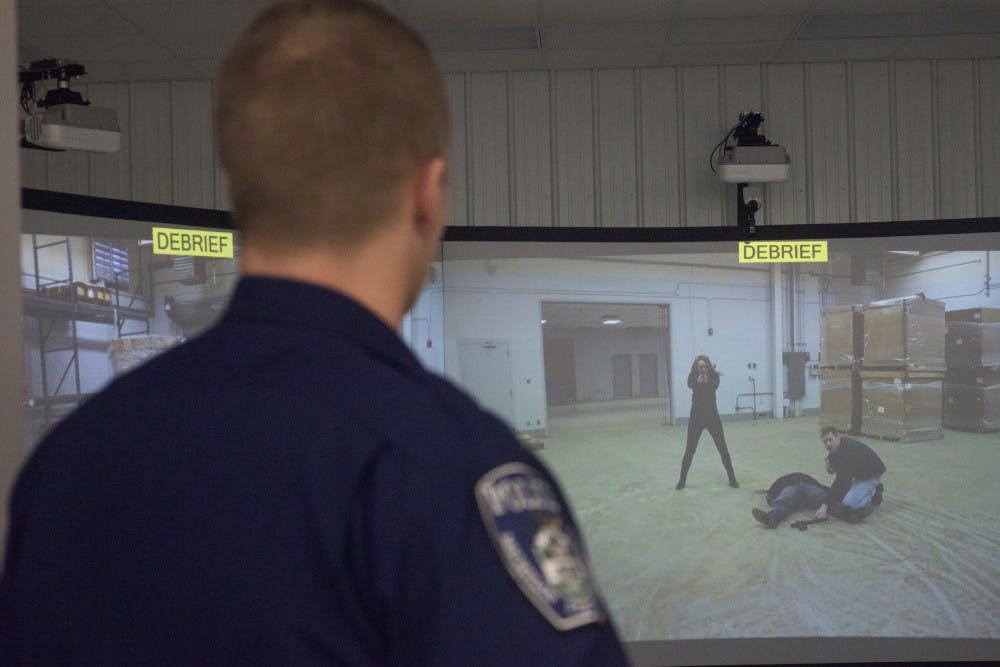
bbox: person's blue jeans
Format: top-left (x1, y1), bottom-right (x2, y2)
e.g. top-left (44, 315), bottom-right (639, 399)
top-left (767, 481), bottom-right (827, 522)
top-left (833, 475), bottom-right (882, 515)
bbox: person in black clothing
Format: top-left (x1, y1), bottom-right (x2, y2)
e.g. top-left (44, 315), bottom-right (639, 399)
top-left (815, 426), bottom-right (886, 523)
top-left (752, 472), bottom-right (830, 528)
top-left (676, 354), bottom-right (739, 489)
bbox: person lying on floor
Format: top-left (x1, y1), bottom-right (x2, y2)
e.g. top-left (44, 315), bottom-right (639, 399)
top-left (752, 472), bottom-right (830, 528)
top-left (752, 429), bottom-right (885, 529)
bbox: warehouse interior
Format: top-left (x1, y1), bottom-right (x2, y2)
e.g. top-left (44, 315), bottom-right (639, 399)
top-left (5, 1), bottom-right (1000, 666)
top-left (428, 235), bottom-right (1000, 651)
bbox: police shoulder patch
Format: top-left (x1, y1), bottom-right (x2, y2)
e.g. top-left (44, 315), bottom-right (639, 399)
top-left (475, 461), bottom-right (605, 630)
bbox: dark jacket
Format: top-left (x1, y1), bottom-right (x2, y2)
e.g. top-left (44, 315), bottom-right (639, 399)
top-left (687, 366), bottom-right (720, 415)
top-left (826, 436), bottom-right (887, 505)
top-left (766, 472), bottom-right (830, 504)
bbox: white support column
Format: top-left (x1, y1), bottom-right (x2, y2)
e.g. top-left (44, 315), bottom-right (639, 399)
top-left (771, 264), bottom-right (785, 419)
top-left (1, 0), bottom-right (26, 565)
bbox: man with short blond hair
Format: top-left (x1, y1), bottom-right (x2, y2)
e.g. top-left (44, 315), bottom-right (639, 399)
top-left (215, 0), bottom-right (450, 249)
top-left (0, 2), bottom-right (629, 665)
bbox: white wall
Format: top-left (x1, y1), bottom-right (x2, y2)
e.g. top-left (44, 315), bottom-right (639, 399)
top-left (403, 261), bottom-right (445, 373)
top-left (438, 255), bottom-right (785, 433)
top-left (20, 59), bottom-right (1000, 226)
top-left (885, 251), bottom-right (1000, 311)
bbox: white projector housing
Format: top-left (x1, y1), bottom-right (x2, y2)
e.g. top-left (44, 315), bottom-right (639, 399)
top-left (717, 145), bottom-right (790, 183)
top-left (22, 103), bottom-right (120, 153)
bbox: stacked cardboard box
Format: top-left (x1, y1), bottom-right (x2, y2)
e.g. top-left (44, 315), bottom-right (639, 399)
top-left (860, 295), bottom-right (945, 441)
top-left (943, 308), bottom-right (1000, 432)
top-left (860, 371), bottom-right (944, 441)
top-left (819, 305), bottom-right (863, 433)
top-left (862, 295), bottom-right (946, 370)
top-left (820, 368), bottom-right (860, 434)
top-left (820, 305), bottom-right (864, 368)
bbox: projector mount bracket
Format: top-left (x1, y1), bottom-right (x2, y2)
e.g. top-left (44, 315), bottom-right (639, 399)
top-left (18, 59), bottom-right (90, 112)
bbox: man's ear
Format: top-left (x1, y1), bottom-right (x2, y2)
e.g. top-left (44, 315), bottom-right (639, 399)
top-left (412, 157), bottom-right (448, 237)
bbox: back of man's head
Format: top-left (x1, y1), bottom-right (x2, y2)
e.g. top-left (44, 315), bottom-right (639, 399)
top-left (215, 0), bottom-right (449, 250)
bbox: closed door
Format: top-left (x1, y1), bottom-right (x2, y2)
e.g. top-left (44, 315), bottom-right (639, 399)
top-left (638, 353), bottom-right (659, 397)
top-left (458, 340), bottom-right (516, 429)
top-left (611, 354), bottom-right (633, 399)
top-left (543, 337), bottom-right (576, 406)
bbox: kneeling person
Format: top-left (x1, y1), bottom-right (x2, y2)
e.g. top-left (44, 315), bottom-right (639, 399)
top-left (815, 426), bottom-right (885, 523)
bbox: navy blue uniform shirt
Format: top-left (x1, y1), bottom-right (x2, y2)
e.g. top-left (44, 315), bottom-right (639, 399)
top-left (0, 277), bottom-right (628, 666)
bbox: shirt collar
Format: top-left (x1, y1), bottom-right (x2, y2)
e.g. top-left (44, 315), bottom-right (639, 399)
top-left (221, 276), bottom-right (425, 377)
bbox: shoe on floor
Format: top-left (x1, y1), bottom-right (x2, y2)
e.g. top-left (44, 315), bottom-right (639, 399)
top-left (872, 483), bottom-right (884, 506)
top-left (848, 504), bottom-right (875, 524)
top-left (752, 507), bottom-right (777, 528)
top-left (675, 481), bottom-right (685, 490)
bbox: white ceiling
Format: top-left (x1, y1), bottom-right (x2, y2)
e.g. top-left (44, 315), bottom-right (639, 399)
top-left (15, 0), bottom-right (1000, 84)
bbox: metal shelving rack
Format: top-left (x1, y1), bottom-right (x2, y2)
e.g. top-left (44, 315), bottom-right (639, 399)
top-left (22, 234), bottom-right (153, 435)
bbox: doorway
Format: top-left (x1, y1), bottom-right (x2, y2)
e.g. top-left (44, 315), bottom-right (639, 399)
top-left (540, 302), bottom-right (671, 430)
top-left (457, 339), bottom-right (516, 429)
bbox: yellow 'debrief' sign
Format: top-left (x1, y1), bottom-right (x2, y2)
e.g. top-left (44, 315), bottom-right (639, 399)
top-left (738, 240), bottom-right (828, 263)
top-left (151, 227), bottom-right (234, 258)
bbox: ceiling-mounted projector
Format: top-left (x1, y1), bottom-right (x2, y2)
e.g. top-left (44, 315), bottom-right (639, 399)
top-left (717, 145), bottom-right (790, 183)
top-left (713, 110), bottom-right (789, 183)
top-left (18, 59), bottom-right (121, 153)
top-left (22, 104), bottom-right (121, 153)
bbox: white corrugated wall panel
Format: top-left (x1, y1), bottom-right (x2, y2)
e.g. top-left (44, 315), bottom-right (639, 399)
top-left (171, 81), bottom-right (216, 209)
top-left (638, 67), bottom-right (681, 228)
top-left (723, 65), bottom-right (762, 119)
top-left (553, 70), bottom-right (595, 227)
top-left (86, 83), bottom-right (131, 200)
top-left (982, 59), bottom-right (1000, 217)
top-left (45, 143), bottom-right (89, 195)
top-left (511, 71), bottom-right (552, 227)
top-left (214, 161), bottom-right (230, 212)
top-left (20, 145), bottom-right (47, 190)
top-left (723, 65), bottom-right (763, 227)
top-left (808, 63), bottom-right (850, 224)
top-left (851, 62), bottom-right (893, 223)
top-left (16, 57), bottom-right (998, 229)
top-left (596, 69), bottom-right (638, 228)
top-left (764, 64), bottom-right (807, 226)
top-left (444, 74), bottom-right (468, 227)
top-left (45, 84), bottom-right (90, 195)
top-left (128, 82), bottom-right (173, 205)
top-left (681, 66), bottom-right (724, 227)
top-left (936, 60), bottom-right (978, 219)
top-left (895, 61), bottom-right (936, 221)
top-left (466, 72), bottom-right (509, 227)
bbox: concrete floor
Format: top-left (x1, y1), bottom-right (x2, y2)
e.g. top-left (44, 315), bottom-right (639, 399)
top-left (536, 402), bottom-right (1000, 644)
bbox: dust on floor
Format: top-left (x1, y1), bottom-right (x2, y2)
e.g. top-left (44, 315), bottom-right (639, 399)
top-left (537, 410), bottom-right (1000, 642)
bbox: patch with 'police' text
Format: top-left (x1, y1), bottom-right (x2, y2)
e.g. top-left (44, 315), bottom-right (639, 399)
top-left (475, 462), bottom-right (604, 630)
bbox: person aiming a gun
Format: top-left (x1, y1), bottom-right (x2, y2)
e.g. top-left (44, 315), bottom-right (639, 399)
top-left (675, 354), bottom-right (739, 490)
